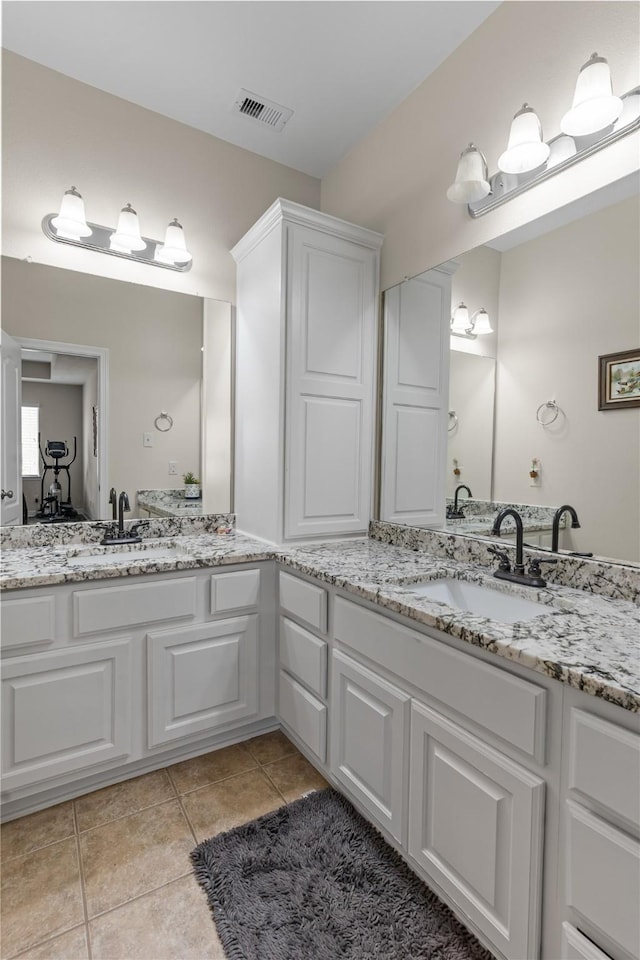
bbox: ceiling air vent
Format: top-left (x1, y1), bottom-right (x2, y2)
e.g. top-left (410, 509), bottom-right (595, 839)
top-left (233, 88), bottom-right (294, 132)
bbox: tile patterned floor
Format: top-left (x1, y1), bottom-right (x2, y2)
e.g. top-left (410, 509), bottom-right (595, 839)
top-left (1, 731), bottom-right (328, 960)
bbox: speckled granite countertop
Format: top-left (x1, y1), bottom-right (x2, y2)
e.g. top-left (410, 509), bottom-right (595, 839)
top-left (137, 489), bottom-right (203, 518)
top-left (2, 523), bottom-right (639, 712)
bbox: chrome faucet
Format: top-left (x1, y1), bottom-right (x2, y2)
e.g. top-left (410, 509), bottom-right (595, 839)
top-left (551, 504), bottom-right (580, 553)
top-left (490, 507), bottom-right (557, 587)
top-left (447, 484), bottom-right (473, 519)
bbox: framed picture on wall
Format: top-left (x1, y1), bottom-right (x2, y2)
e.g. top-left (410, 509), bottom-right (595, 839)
top-left (598, 349), bottom-right (640, 410)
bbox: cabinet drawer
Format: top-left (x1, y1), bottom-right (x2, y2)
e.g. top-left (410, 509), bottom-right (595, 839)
top-left (1, 595), bottom-right (55, 650)
top-left (279, 572), bottom-right (327, 633)
top-left (210, 569), bottom-right (260, 614)
top-left (74, 577), bottom-right (196, 635)
top-left (561, 923), bottom-right (613, 960)
top-left (280, 617), bottom-right (327, 698)
top-left (279, 670), bottom-right (326, 763)
top-left (334, 597), bottom-right (546, 762)
top-left (568, 708), bottom-right (640, 829)
top-left (566, 800), bottom-right (640, 959)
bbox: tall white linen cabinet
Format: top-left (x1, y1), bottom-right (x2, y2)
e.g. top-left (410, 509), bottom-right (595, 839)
top-left (231, 199), bottom-right (383, 543)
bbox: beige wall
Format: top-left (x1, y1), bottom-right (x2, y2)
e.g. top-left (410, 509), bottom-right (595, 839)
top-left (2, 51), bottom-right (320, 303)
top-left (321, 2), bottom-right (640, 291)
top-left (493, 197), bottom-right (639, 562)
top-left (2, 258), bottom-right (204, 515)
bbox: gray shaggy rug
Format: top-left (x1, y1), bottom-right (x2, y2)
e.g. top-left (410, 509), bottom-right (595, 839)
top-left (191, 787), bottom-right (493, 960)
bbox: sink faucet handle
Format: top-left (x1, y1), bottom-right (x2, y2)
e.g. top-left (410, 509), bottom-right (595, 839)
top-left (487, 545), bottom-right (511, 572)
top-left (528, 556), bottom-right (558, 578)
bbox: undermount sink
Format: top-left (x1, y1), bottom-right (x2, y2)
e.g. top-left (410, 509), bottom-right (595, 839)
top-left (66, 545), bottom-right (190, 567)
top-left (404, 578), bottom-right (550, 624)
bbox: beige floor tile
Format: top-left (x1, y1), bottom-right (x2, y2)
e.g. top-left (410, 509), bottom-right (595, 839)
top-left (0, 838), bottom-right (84, 959)
top-left (263, 752), bottom-right (329, 802)
top-left (244, 729), bottom-right (299, 765)
top-left (89, 875), bottom-right (225, 960)
top-left (12, 925), bottom-right (89, 960)
top-left (181, 768), bottom-right (284, 841)
top-left (79, 799), bottom-right (195, 918)
top-left (74, 769), bottom-right (176, 832)
top-left (167, 743), bottom-right (257, 794)
top-left (0, 801), bottom-right (75, 863)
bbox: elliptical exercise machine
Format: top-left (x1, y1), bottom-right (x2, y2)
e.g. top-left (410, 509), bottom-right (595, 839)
top-left (36, 436), bottom-right (80, 522)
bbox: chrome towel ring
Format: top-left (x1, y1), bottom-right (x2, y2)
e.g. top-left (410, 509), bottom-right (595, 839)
top-left (536, 400), bottom-right (560, 426)
top-left (154, 411), bottom-right (174, 432)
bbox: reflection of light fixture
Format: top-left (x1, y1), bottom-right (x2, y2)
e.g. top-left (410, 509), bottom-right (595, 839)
top-left (451, 303), bottom-right (492, 339)
top-left (561, 53), bottom-right (623, 136)
top-left (50, 187), bottom-right (92, 240)
top-left (155, 218), bottom-right (193, 265)
top-left (498, 104), bottom-right (550, 174)
top-left (446, 54), bottom-right (639, 218)
top-left (42, 189), bottom-right (192, 272)
top-left (110, 203), bottom-right (146, 253)
top-left (446, 144), bottom-right (490, 204)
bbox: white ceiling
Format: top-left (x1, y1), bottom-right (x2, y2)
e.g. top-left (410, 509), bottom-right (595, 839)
top-left (2, 0), bottom-right (501, 178)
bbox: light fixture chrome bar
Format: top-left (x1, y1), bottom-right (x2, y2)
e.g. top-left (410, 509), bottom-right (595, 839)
top-left (468, 87), bottom-right (640, 218)
top-left (41, 215), bottom-right (192, 272)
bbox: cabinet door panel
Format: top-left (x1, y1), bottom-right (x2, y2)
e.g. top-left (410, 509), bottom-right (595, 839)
top-left (331, 650), bottom-right (409, 843)
top-left (1, 639), bottom-right (132, 789)
top-left (409, 700), bottom-right (544, 960)
top-left (380, 266), bottom-right (452, 527)
top-left (285, 224), bottom-right (377, 539)
top-left (147, 617), bottom-right (258, 747)
top-left (565, 800), bottom-right (640, 960)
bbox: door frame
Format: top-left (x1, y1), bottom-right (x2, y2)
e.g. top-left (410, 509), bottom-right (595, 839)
top-left (14, 337), bottom-right (109, 520)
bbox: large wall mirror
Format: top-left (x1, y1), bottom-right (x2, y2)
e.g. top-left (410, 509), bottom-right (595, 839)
top-left (1, 257), bottom-right (232, 526)
top-left (380, 174), bottom-right (640, 565)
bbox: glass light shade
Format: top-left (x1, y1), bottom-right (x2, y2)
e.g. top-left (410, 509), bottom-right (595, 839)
top-left (561, 54), bottom-right (623, 136)
top-left (155, 218), bottom-right (192, 264)
top-left (51, 187), bottom-right (92, 240)
top-left (451, 302), bottom-right (471, 335)
top-left (110, 203), bottom-right (146, 252)
top-left (472, 308), bottom-right (493, 335)
top-left (613, 92), bottom-right (640, 132)
top-left (446, 144), bottom-right (491, 203)
top-left (547, 134), bottom-right (577, 168)
top-left (498, 104), bottom-right (550, 175)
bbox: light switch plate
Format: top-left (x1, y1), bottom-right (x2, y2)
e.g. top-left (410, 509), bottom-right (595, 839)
top-left (143, 432), bottom-right (153, 447)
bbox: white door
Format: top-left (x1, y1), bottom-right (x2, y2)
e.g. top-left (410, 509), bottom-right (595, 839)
top-left (147, 616), bottom-right (259, 746)
top-left (285, 224), bottom-right (378, 539)
top-left (1, 329), bottom-right (22, 525)
top-left (1, 638), bottom-right (133, 790)
top-left (409, 700), bottom-right (545, 960)
top-left (331, 650), bottom-right (409, 842)
top-left (380, 265), bottom-right (454, 527)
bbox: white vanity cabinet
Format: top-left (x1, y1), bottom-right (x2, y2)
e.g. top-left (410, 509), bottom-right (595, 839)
top-left (1, 563), bottom-right (275, 816)
top-left (232, 199), bottom-right (383, 544)
top-left (332, 594), bottom-right (547, 960)
top-left (559, 690), bottom-right (640, 960)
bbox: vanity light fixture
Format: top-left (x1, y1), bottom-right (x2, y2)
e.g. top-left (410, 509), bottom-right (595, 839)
top-left (497, 104), bottom-right (550, 175)
top-left (561, 53), bottom-right (623, 137)
top-left (450, 303), bottom-right (492, 339)
top-left (43, 188), bottom-right (193, 271)
top-left (446, 144), bottom-right (490, 203)
top-left (447, 53), bottom-right (640, 217)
